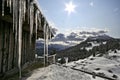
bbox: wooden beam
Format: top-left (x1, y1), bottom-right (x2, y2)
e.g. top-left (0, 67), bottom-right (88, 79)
top-left (0, 15), bottom-right (13, 23)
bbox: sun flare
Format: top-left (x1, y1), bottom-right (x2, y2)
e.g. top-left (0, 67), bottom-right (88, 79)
top-left (64, 1), bottom-right (77, 15)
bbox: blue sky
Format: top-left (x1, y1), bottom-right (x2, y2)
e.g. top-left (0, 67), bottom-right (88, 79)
top-left (38, 0), bottom-right (120, 38)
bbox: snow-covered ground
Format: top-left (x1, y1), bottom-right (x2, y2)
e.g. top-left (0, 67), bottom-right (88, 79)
top-left (86, 41), bottom-right (101, 51)
top-left (85, 74), bottom-right (105, 80)
top-left (26, 64), bottom-right (91, 80)
top-left (81, 41), bottom-right (106, 51)
top-left (25, 63), bottom-right (107, 80)
top-left (67, 50), bottom-right (120, 80)
top-left (24, 49), bottom-right (120, 80)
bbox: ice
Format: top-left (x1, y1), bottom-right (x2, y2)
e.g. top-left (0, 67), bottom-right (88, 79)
top-left (2, 0), bottom-right (5, 16)
top-left (5, 0), bottom-right (28, 78)
top-left (15, 0), bottom-right (18, 42)
top-left (23, 0), bottom-right (26, 21)
top-left (27, 0), bottom-right (30, 23)
top-left (29, 3), bottom-right (34, 44)
top-left (43, 21), bottom-right (52, 65)
top-left (6, 0), bottom-right (11, 12)
top-left (1, 0), bottom-right (53, 78)
top-left (9, 0), bottom-right (12, 13)
top-left (44, 21), bottom-right (46, 65)
top-left (43, 22), bottom-right (49, 65)
top-left (35, 10), bottom-right (38, 38)
top-left (18, 0), bottom-right (25, 78)
top-left (12, 0), bottom-right (15, 32)
top-left (7, 0), bottom-right (9, 7)
top-left (49, 28), bottom-right (52, 40)
top-left (46, 26), bottom-right (49, 63)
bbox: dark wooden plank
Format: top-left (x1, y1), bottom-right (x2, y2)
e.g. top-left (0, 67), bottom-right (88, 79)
top-left (8, 23), bottom-right (14, 70)
top-left (0, 20), bottom-right (2, 73)
top-left (0, 15), bottom-right (12, 23)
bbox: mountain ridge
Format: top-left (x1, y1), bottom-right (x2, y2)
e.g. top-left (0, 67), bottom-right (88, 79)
top-left (56, 35), bottom-right (120, 63)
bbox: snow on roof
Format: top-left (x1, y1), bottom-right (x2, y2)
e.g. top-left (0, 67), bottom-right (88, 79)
top-left (33, 0), bottom-right (54, 36)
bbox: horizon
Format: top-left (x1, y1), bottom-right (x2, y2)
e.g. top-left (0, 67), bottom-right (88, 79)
top-left (38, 0), bottom-right (120, 38)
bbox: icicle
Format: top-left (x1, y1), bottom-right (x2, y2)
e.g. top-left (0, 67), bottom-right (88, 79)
top-left (44, 22), bottom-right (49, 65)
top-left (15, 0), bottom-right (18, 42)
top-left (6, 0), bottom-right (12, 13)
top-left (44, 21), bottom-right (47, 66)
top-left (23, 0), bottom-right (26, 21)
top-left (18, 0), bottom-right (22, 78)
top-left (21, 0), bottom-right (24, 21)
top-left (49, 27), bottom-right (52, 41)
top-left (30, 3), bottom-right (34, 44)
top-left (35, 11), bottom-right (38, 39)
top-left (27, 0), bottom-right (30, 23)
top-left (7, 0), bottom-right (9, 7)
top-left (18, 0), bottom-right (24, 78)
top-left (38, 12), bottom-right (42, 29)
top-left (2, 0), bottom-right (5, 16)
top-left (9, 0), bottom-right (12, 13)
top-left (35, 10), bottom-right (40, 39)
top-left (46, 25), bottom-right (49, 64)
top-left (13, 0), bottom-right (15, 32)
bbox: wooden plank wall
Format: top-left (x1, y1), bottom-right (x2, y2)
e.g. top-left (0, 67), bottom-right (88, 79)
top-left (0, 20), bottom-right (15, 74)
top-left (0, 0), bottom-right (46, 76)
top-left (0, 20), bottom-right (36, 75)
top-left (0, 20), bottom-right (2, 73)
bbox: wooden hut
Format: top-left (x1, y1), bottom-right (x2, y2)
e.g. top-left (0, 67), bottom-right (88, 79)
top-left (0, 0), bottom-right (53, 77)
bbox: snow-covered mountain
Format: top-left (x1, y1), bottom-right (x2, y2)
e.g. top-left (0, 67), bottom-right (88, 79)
top-left (56, 37), bottom-right (120, 62)
top-left (36, 31), bottom-right (113, 51)
top-left (34, 31), bottom-right (120, 80)
top-left (66, 50), bottom-right (120, 80)
top-left (86, 34), bottom-right (114, 41)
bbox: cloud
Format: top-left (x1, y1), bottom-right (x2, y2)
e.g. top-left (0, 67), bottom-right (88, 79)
top-left (79, 30), bottom-right (108, 36)
top-left (63, 27), bottom-right (109, 36)
top-left (67, 32), bottom-right (84, 41)
top-left (50, 27), bottom-right (109, 46)
top-left (50, 32), bottom-right (83, 46)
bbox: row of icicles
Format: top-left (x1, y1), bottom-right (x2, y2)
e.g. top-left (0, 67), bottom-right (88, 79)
top-left (2, 0), bottom-right (52, 40)
top-left (1, 0), bottom-right (52, 78)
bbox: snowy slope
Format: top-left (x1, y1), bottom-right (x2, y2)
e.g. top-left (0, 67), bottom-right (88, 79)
top-left (24, 49), bottom-right (120, 80)
top-left (86, 41), bottom-right (101, 51)
top-left (82, 41), bottom-right (106, 51)
top-left (26, 64), bottom-right (91, 80)
top-left (36, 34), bottom-right (112, 53)
top-left (67, 50), bottom-right (120, 80)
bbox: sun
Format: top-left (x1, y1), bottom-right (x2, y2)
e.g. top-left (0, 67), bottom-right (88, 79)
top-left (64, 1), bottom-right (77, 15)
